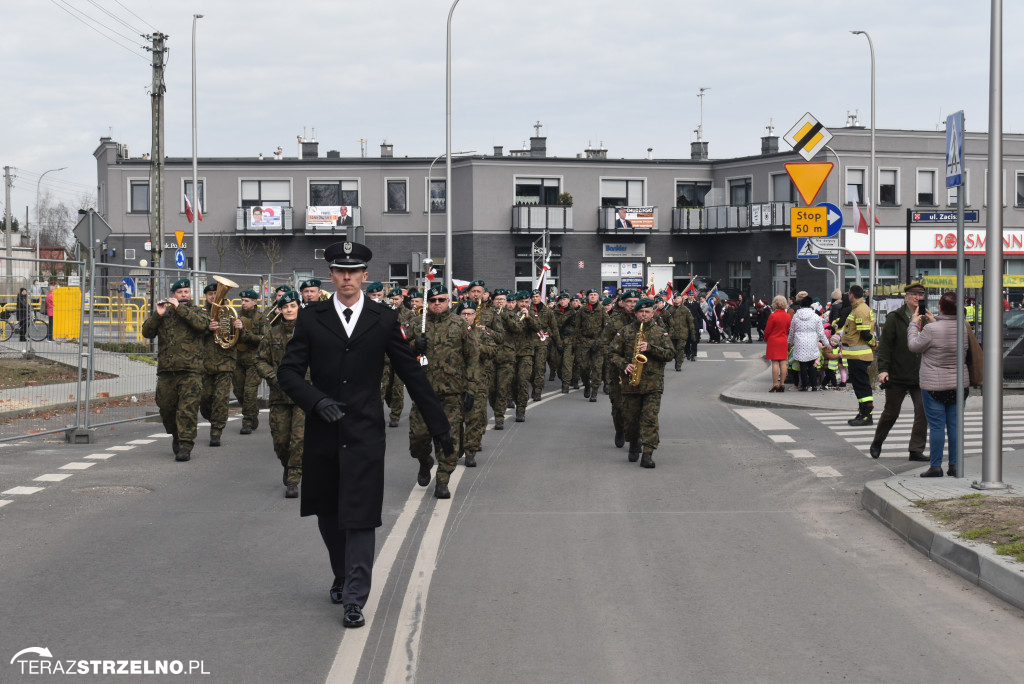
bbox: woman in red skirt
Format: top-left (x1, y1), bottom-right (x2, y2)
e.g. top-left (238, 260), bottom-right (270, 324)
top-left (763, 295), bottom-right (792, 392)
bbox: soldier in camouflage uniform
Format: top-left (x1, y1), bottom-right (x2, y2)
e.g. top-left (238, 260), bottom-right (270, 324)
top-left (465, 280), bottom-right (504, 433)
top-left (609, 298), bottom-right (675, 468)
top-left (529, 289), bottom-right (560, 402)
top-left (508, 290), bottom-right (540, 421)
top-left (602, 290), bottom-right (639, 448)
top-left (365, 281), bottom-right (385, 303)
top-left (456, 300), bottom-right (496, 467)
top-left (550, 293), bottom-right (578, 393)
top-left (408, 284), bottom-right (481, 498)
top-left (486, 290), bottom-right (514, 429)
top-left (381, 287), bottom-right (412, 427)
top-left (575, 289), bottom-right (608, 402)
top-left (255, 290), bottom-right (304, 497)
top-left (233, 288), bottom-right (266, 433)
top-left (200, 283), bottom-right (244, 445)
top-left (666, 293), bottom-right (695, 371)
top-left (141, 278), bottom-right (210, 461)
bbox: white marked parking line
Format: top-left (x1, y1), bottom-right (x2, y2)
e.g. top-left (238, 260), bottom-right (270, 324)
top-left (808, 465), bottom-right (842, 478)
top-left (2, 486), bottom-right (45, 495)
top-left (734, 408), bottom-right (798, 431)
top-left (787, 449), bottom-right (816, 459)
top-left (770, 434), bottom-right (795, 443)
top-left (59, 462), bottom-right (95, 470)
top-left (127, 439), bottom-right (155, 445)
top-left (34, 474), bottom-right (73, 482)
top-left (85, 453), bottom-right (115, 460)
top-left (106, 445), bottom-right (134, 451)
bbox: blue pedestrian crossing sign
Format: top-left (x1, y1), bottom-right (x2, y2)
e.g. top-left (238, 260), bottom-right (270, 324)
top-left (174, 248), bottom-right (186, 269)
top-left (121, 277), bottom-right (136, 297)
top-left (946, 111), bottom-right (964, 188)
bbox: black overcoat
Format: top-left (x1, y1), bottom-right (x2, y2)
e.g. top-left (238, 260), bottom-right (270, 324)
top-left (277, 297), bottom-right (449, 528)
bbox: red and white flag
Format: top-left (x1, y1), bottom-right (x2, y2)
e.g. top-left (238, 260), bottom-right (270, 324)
top-left (665, 282), bottom-right (673, 301)
top-left (184, 193), bottom-right (202, 223)
top-left (681, 278), bottom-right (697, 297)
top-left (535, 261), bottom-right (550, 293)
top-left (853, 198), bottom-right (878, 235)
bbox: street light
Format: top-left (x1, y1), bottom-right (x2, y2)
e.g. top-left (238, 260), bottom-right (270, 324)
top-left (445, 0), bottom-right (463, 296)
top-left (191, 13), bottom-right (204, 282)
top-left (35, 166), bottom-right (67, 283)
top-left (851, 30), bottom-right (875, 294)
top-left (427, 150), bottom-right (475, 270)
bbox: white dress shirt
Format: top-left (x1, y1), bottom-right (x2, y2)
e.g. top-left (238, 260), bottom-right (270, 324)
top-left (333, 292), bottom-right (365, 337)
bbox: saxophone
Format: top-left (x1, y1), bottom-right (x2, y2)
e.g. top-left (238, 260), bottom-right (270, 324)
top-left (628, 321), bottom-right (647, 387)
top-left (209, 275), bottom-right (240, 349)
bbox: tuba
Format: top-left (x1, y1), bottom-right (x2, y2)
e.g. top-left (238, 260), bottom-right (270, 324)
top-left (209, 275), bottom-right (240, 349)
top-left (628, 321), bottom-right (647, 387)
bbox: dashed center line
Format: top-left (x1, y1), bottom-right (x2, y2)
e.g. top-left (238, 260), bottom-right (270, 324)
top-left (127, 439), bottom-right (155, 445)
top-left (85, 453), bottom-right (115, 460)
top-left (734, 408), bottom-right (798, 431)
top-left (807, 465), bottom-right (842, 478)
top-left (787, 449), bottom-right (816, 459)
top-left (106, 445), bottom-right (135, 451)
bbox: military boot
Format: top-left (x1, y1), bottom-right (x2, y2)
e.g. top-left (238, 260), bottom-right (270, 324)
top-left (239, 424), bottom-right (253, 435)
top-left (171, 434), bottom-right (179, 456)
top-left (588, 393), bottom-right (597, 403)
top-left (583, 384), bottom-right (591, 399)
top-left (640, 449), bottom-right (656, 468)
top-left (628, 441), bottom-right (640, 463)
top-left (175, 449), bottom-right (191, 462)
top-left (507, 398), bottom-right (515, 409)
top-left (548, 369), bottom-right (556, 381)
top-left (435, 481), bottom-right (451, 499)
top-left (388, 417), bottom-right (400, 428)
top-left (561, 382), bottom-right (570, 393)
top-left (614, 431), bottom-right (625, 448)
top-left (285, 483), bottom-right (299, 498)
top-left (532, 390), bottom-right (542, 402)
top-left (674, 362), bottom-right (682, 372)
top-left (464, 452), bottom-right (477, 467)
top-left (209, 432), bottom-right (222, 447)
top-left (417, 456), bottom-right (435, 487)
top-left (515, 408), bottom-right (526, 423)
top-left (494, 417), bottom-right (504, 430)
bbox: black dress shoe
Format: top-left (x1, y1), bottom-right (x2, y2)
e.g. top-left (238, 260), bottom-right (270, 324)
top-left (869, 443), bottom-right (881, 459)
top-left (434, 482), bottom-right (451, 499)
top-left (947, 466), bottom-right (958, 476)
top-left (919, 466), bottom-right (944, 478)
top-left (614, 431), bottom-right (625, 448)
top-left (330, 583), bottom-right (344, 604)
top-left (343, 604), bottom-right (365, 628)
top-left (417, 457), bottom-right (434, 487)
top-left (908, 452), bottom-right (929, 462)
top-left (210, 434), bottom-right (221, 447)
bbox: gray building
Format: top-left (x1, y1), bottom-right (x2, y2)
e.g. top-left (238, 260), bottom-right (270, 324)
top-left (93, 123), bottom-right (1024, 300)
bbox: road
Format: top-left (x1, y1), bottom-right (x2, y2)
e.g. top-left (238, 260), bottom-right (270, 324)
top-left (1, 346), bottom-right (1022, 683)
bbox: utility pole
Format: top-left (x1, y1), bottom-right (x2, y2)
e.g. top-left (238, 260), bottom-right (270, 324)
top-left (4, 166), bottom-right (13, 296)
top-left (147, 32), bottom-right (168, 303)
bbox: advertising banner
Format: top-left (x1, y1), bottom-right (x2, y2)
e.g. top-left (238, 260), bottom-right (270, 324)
top-left (250, 205), bottom-right (283, 228)
top-left (306, 206), bottom-right (353, 228)
top-left (614, 206), bottom-right (655, 230)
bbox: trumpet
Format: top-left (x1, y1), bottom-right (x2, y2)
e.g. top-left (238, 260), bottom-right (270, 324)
top-left (518, 307), bottom-right (529, 322)
top-left (628, 321), bottom-right (648, 387)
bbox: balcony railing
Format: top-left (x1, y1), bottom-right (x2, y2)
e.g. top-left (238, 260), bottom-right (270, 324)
top-left (596, 206), bottom-right (659, 233)
top-left (235, 206), bottom-right (295, 235)
top-left (671, 202), bottom-right (796, 234)
top-left (510, 205), bottom-right (573, 233)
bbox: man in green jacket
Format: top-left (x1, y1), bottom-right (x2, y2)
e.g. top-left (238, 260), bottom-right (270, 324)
top-left (869, 282), bottom-right (928, 461)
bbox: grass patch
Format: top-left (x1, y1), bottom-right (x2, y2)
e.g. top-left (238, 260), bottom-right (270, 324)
top-left (94, 342), bottom-right (151, 354)
top-left (960, 527), bottom-right (993, 540)
top-left (919, 497), bottom-right (1024, 562)
top-left (127, 354), bottom-right (157, 366)
top-left (0, 357), bottom-right (114, 389)
top-left (960, 493), bottom-right (987, 500)
top-left (995, 541), bottom-right (1024, 562)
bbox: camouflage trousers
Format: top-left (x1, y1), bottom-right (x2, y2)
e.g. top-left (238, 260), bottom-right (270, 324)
top-left (232, 362), bottom-right (261, 428)
top-left (672, 338), bottom-right (687, 367)
top-left (461, 377), bottom-right (490, 455)
top-left (514, 354), bottom-right (534, 408)
top-left (409, 394), bottom-right (464, 485)
top-left (380, 360), bottom-right (405, 421)
top-left (155, 371), bottom-right (202, 451)
top-left (490, 357), bottom-right (513, 420)
top-left (200, 370), bottom-right (233, 435)
top-left (578, 338), bottom-right (603, 390)
top-left (607, 372), bottom-right (624, 434)
top-left (269, 403), bottom-right (303, 485)
top-left (622, 391), bottom-right (662, 450)
top-left (531, 345), bottom-right (549, 393)
top-left (560, 342), bottom-right (578, 383)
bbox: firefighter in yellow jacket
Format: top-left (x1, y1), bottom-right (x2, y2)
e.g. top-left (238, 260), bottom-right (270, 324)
top-left (841, 284), bottom-right (877, 426)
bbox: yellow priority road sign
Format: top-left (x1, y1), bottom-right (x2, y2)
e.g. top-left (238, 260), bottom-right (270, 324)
top-left (784, 112), bottom-right (833, 161)
top-left (790, 207), bottom-right (828, 237)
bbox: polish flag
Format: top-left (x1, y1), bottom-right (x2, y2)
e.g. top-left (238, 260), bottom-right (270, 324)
top-left (184, 194), bottom-right (202, 223)
top-left (535, 262), bottom-right (550, 293)
top-left (665, 282), bottom-right (673, 301)
top-left (853, 198), bottom-right (878, 235)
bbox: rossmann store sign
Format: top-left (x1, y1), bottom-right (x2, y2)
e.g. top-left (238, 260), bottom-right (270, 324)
top-left (845, 228), bottom-right (1024, 255)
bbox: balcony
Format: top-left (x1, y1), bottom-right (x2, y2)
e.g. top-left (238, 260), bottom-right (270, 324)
top-left (671, 202), bottom-right (796, 235)
top-left (235, 206), bottom-right (295, 235)
top-left (510, 205), bottom-right (573, 234)
top-left (596, 207), bottom-right (659, 233)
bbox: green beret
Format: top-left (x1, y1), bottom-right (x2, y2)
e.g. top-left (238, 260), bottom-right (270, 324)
top-left (513, 290), bottom-right (529, 301)
top-left (635, 298), bottom-right (656, 310)
top-left (586, 288), bottom-right (599, 295)
top-left (299, 279), bottom-right (321, 291)
top-left (407, 290), bottom-right (422, 299)
top-left (170, 278), bottom-right (190, 293)
top-left (571, 294), bottom-right (581, 301)
top-left (456, 301), bottom-right (477, 314)
top-left (601, 297), bottom-right (613, 305)
top-left (491, 289), bottom-right (505, 298)
top-left (275, 284), bottom-right (292, 294)
top-left (427, 284), bottom-right (448, 298)
top-left (468, 279), bottom-right (486, 290)
top-left (277, 290), bottom-right (301, 308)
top-left (530, 289), bottom-right (540, 296)
top-left (366, 281), bottom-right (384, 294)
top-left (621, 290), bottom-right (639, 300)
top-left (239, 289), bottom-right (258, 299)
top-left (387, 288), bottom-right (403, 298)
top-left (203, 283), bottom-right (218, 294)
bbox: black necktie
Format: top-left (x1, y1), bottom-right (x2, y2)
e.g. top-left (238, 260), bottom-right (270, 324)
top-left (343, 308), bottom-right (353, 323)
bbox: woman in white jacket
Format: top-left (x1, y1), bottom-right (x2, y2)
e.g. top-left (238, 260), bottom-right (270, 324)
top-left (788, 296), bottom-right (829, 391)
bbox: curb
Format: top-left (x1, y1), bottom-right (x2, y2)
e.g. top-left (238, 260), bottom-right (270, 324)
top-left (861, 480), bottom-right (1024, 612)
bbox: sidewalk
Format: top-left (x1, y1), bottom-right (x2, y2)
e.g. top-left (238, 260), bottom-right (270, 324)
top-left (721, 363), bottom-right (1024, 611)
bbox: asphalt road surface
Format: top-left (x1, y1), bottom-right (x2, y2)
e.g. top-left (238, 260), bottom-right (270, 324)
top-left (1, 346), bottom-right (1023, 684)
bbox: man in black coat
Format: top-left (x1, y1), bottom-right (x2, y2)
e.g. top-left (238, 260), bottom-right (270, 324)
top-left (278, 241), bottom-right (453, 630)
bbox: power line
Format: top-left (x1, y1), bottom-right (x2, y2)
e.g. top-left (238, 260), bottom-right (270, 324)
top-left (86, 0), bottom-right (144, 36)
top-left (113, 0), bottom-right (157, 32)
top-left (56, 0), bottom-right (143, 44)
top-left (48, 0), bottom-right (148, 61)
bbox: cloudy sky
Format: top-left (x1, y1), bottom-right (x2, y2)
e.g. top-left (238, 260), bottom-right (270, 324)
top-left (2, 0), bottom-right (1021, 223)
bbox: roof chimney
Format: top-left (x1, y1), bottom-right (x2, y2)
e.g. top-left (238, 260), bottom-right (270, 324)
top-left (584, 140), bottom-right (607, 160)
top-left (493, 145), bottom-right (503, 157)
top-left (760, 136), bottom-right (778, 155)
top-left (690, 141), bottom-right (709, 160)
top-left (380, 140), bottom-right (394, 158)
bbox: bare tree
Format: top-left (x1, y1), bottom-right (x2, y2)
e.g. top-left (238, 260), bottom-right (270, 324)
top-left (261, 238), bottom-right (282, 277)
top-left (212, 234), bottom-right (231, 272)
top-left (35, 191), bottom-right (89, 279)
top-left (235, 237), bottom-right (258, 272)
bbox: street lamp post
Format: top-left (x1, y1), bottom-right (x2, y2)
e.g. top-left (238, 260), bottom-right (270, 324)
top-left (445, 0), bottom-right (462, 297)
top-left (427, 150), bottom-right (474, 274)
top-left (191, 14), bottom-right (204, 283)
top-left (851, 30), bottom-right (875, 293)
top-left (35, 167), bottom-right (67, 285)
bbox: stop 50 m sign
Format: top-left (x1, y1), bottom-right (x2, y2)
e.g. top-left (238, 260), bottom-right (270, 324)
top-left (790, 207), bottom-right (828, 237)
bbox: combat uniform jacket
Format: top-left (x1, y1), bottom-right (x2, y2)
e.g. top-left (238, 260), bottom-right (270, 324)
top-left (507, 307), bottom-right (541, 357)
top-left (141, 302), bottom-right (210, 373)
top-left (575, 303), bottom-right (608, 346)
top-left (202, 303), bottom-right (240, 373)
top-left (235, 307), bottom-right (267, 367)
top-left (409, 310), bottom-right (482, 396)
top-left (841, 297), bottom-right (875, 362)
top-left (530, 303), bottom-right (561, 349)
top-left (601, 309), bottom-right (634, 346)
top-left (552, 305), bottom-right (577, 346)
top-left (609, 320), bottom-right (676, 394)
top-left (477, 304), bottom-right (506, 346)
top-left (668, 304), bottom-right (695, 342)
top-left (255, 319), bottom-right (298, 405)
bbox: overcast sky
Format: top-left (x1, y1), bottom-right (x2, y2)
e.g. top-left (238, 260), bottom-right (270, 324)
top-left (2, 0), bottom-right (1021, 222)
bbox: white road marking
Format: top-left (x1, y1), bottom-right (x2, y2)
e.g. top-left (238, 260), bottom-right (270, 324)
top-left (2, 486), bottom-right (45, 495)
top-left (148, 433), bottom-right (170, 438)
top-left (34, 473), bottom-right (73, 482)
top-left (197, 422), bottom-right (211, 428)
top-left (787, 449), bottom-right (816, 459)
top-left (697, 351), bottom-right (708, 358)
top-left (769, 434), bottom-right (795, 443)
top-left (127, 439), bottom-right (155, 445)
top-left (734, 408), bottom-right (797, 431)
top-left (0, 499), bottom-right (12, 508)
top-left (106, 445), bottom-right (135, 451)
top-left (59, 462), bottom-right (95, 470)
top-left (85, 453), bottom-right (115, 460)
top-left (807, 465), bottom-right (842, 478)
top-left (723, 351), bottom-right (743, 359)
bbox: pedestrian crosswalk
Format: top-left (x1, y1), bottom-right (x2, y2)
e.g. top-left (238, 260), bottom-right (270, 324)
top-left (695, 347), bottom-right (766, 361)
top-left (808, 410), bottom-right (1024, 459)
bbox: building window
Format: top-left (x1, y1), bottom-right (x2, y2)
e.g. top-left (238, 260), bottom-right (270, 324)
top-left (515, 177), bottom-right (560, 205)
top-left (183, 179), bottom-right (205, 214)
top-left (241, 179), bottom-right (291, 208)
top-left (728, 261), bottom-right (751, 293)
top-left (129, 180), bottom-right (149, 213)
top-left (916, 259), bottom-right (960, 278)
top-left (728, 178), bottom-right (751, 206)
top-left (386, 179), bottom-right (408, 213)
top-left (676, 181), bottom-right (711, 207)
top-left (846, 168), bottom-right (865, 204)
top-left (124, 248), bottom-right (136, 261)
top-left (1017, 173), bottom-right (1024, 207)
top-left (771, 174), bottom-right (797, 202)
top-left (428, 178), bottom-right (446, 213)
top-left (916, 170), bottom-right (936, 206)
top-left (308, 180), bottom-right (357, 207)
top-left (1005, 259), bottom-right (1024, 276)
top-left (600, 179), bottom-right (644, 207)
top-left (948, 170), bottom-right (969, 207)
top-left (389, 262), bottom-right (409, 287)
top-left (878, 169), bottom-right (898, 206)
